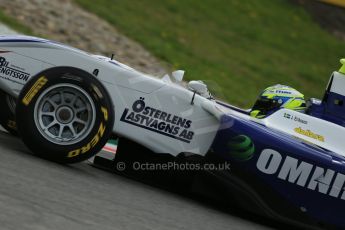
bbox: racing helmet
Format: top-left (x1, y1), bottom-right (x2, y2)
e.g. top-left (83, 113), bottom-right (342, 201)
top-left (250, 84), bottom-right (306, 118)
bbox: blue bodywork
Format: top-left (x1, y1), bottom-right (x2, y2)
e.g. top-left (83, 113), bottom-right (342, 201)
top-left (308, 93), bottom-right (345, 128)
top-left (210, 72), bottom-right (345, 228)
top-left (211, 113), bottom-right (345, 229)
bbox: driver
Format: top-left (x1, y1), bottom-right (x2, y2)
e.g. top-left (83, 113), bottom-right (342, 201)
top-left (250, 84), bottom-right (306, 118)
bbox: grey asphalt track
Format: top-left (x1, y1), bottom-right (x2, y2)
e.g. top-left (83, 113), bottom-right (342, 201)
top-left (0, 129), bottom-right (279, 230)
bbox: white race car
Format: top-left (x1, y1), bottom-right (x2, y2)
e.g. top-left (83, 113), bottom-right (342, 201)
top-left (2, 35), bottom-right (345, 229)
top-left (0, 35), bottom-right (219, 163)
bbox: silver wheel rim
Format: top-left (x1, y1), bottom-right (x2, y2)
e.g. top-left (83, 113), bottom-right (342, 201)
top-left (34, 83), bottom-right (96, 145)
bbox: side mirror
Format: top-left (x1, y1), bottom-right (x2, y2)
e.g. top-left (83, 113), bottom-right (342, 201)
top-left (188, 80), bottom-right (207, 94)
top-left (161, 70), bottom-right (185, 84)
top-left (172, 70), bottom-right (185, 82)
top-left (188, 81), bottom-right (208, 105)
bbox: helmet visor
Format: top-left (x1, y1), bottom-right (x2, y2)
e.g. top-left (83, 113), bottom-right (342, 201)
top-left (252, 98), bottom-right (281, 116)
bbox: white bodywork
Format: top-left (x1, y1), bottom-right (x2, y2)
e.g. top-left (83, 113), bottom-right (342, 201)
top-left (0, 36), bottom-right (219, 156)
top-left (1, 35), bottom-right (345, 159)
top-left (265, 109), bottom-right (345, 157)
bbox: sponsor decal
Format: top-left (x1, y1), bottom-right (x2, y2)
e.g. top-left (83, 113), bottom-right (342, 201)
top-left (0, 57), bottom-right (30, 83)
top-left (294, 127), bottom-right (325, 142)
top-left (68, 122), bottom-right (106, 158)
top-left (276, 90), bottom-right (292, 94)
top-left (257, 149), bottom-right (345, 200)
top-left (283, 112), bottom-right (308, 124)
top-left (92, 84), bottom-right (104, 99)
top-left (68, 107), bottom-right (109, 158)
top-left (227, 135), bottom-right (255, 161)
top-left (101, 106), bottom-right (108, 121)
top-left (22, 76), bottom-right (48, 106)
top-left (120, 98), bottom-right (194, 143)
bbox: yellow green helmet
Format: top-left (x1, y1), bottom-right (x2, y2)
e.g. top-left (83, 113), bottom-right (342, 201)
top-left (250, 84), bottom-right (306, 118)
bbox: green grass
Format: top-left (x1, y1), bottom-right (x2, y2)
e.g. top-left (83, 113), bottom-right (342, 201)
top-left (0, 10), bottom-right (34, 35)
top-left (75, 0), bottom-right (345, 107)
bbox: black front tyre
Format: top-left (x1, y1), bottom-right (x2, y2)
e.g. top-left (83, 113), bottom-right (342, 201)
top-left (16, 67), bottom-right (114, 164)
